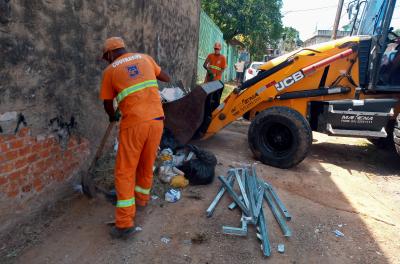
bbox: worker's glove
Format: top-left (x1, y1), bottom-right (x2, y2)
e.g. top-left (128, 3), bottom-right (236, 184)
top-left (207, 70), bottom-right (214, 81)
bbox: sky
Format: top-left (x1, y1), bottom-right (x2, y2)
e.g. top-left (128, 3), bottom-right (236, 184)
top-left (282, 0), bottom-right (400, 41)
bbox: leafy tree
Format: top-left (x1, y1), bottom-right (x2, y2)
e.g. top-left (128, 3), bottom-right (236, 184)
top-left (202, 0), bottom-right (283, 60)
top-left (281, 26), bottom-right (302, 52)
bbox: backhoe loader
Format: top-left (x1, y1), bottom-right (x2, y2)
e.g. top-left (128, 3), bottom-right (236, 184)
top-left (164, 0), bottom-right (400, 168)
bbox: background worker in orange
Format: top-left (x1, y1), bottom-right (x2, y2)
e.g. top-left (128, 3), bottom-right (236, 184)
top-left (99, 37), bottom-right (171, 239)
top-left (203, 42), bottom-right (227, 82)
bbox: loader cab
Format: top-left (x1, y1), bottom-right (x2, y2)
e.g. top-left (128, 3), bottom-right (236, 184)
top-left (350, 0), bottom-right (400, 91)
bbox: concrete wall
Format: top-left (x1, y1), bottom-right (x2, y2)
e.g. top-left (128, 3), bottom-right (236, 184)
top-left (0, 0), bottom-right (200, 234)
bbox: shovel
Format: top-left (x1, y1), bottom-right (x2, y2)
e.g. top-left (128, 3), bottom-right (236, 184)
top-left (81, 121), bottom-right (116, 198)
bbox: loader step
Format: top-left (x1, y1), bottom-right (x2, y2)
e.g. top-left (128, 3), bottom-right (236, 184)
top-left (326, 124), bottom-right (388, 138)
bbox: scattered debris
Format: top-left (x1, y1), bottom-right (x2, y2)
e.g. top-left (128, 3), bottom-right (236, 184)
top-left (334, 230), bottom-right (345, 237)
top-left (191, 232), bottom-right (208, 244)
top-left (160, 86), bottom-right (186, 102)
top-left (165, 189), bottom-right (181, 203)
top-left (277, 244), bottom-right (285, 253)
top-left (206, 165), bottom-right (292, 257)
top-left (179, 145), bottom-right (217, 185)
top-left (183, 239), bottom-right (192, 245)
top-left (184, 190), bottom-right (203, 200)
top-left (158, 148), bottom-right (183, 183)
top-left (170, 175), bottom-right (189, 188)
top-left (72, 183), bottom-right (83, 194)
top-left (135, 227), bottom-right (143, 232)
top-left (151, 195), bottom-right (159, 200)
top-left (161, 236), bottom-right (171, 244)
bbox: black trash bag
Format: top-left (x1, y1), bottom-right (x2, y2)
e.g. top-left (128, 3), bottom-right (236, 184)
top-left (160, 128), bottom-right (183, 152)
top-left (179, 145), bottom-right (217, 185)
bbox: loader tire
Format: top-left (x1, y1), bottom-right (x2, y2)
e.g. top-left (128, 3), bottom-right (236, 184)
top-left (393, 114), bottom-right (400, 155)
top-left (248, 107), bottom-right (312, 169)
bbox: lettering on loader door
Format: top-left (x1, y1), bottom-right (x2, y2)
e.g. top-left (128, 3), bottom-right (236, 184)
top-left (341, 115), bottom-right (374, 124)
top-left (275, 71), bottom-right (304, 91)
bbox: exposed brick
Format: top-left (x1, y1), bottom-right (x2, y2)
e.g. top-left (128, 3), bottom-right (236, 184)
top-left (40, 149), bottom-right (51, 159)
top-left (27, 153), bottom-right (39, 163)
top-left (33, 178), bottom-right (43, 192)
top-left (18, 146), bottom-right (31, 157)
top-left (43, 138), bottom-right (55, 148)
top-left (0, 134), bottom-right (15, 143)
top-left (8, 170), bottom-right (22, 181)
top-left (63, 150), bottom-right (73, 160)
top-left (0, 176), bottom-right (7, 186)
top-left (14, 158), bottom-right (28, 169)
top-left (0, 142), bottom-right (10, 152)
top-left (9, 167), bottom-right (29, 185)
top-left (0, 154), bottom-right (5, 164)
top-left (5, 150), bottom-right (19, 160)
top-left (21, 184), bottom-right (32, 193)
top-left (0, 162), bottom-right (13, 174)
top-left (32, 142), bottom-right (43, 152)
top-left (68, 138), bottom-right (77, 148)
top-left (33, 160), bottom-right (46, 174)
top-left (7, 182), bottom-right (19, 198)
top-left (50, 145), bottom-right (61, 153)
top-left (10, 139), bottom-right (24, 150)
top-left (7, 189), bottom-right (19, 198)
top-left (17, 127), bottom-right (30, 137)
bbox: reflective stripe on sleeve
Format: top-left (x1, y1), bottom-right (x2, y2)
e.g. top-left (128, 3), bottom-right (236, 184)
top-left (209, 65), bottom-right (222, 71)
top-left (116, 80), bottom-right (158, 103)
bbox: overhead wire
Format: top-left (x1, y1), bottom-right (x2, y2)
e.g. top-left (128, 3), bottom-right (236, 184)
top-left (283, 1), bottom-right (351, 15)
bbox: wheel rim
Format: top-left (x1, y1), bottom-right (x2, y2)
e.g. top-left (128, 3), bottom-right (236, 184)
top-left (261, 122), bottom-right (293, 157)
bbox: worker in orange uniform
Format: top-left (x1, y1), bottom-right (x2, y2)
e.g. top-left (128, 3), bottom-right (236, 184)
top-left (203, 42), bottom-right (227, 82)
top-left (100, 37), bottom-right (171, 239)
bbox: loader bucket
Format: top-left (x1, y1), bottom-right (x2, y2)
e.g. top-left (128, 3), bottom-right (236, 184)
top-left (163, 81), bottom-right (224, 144)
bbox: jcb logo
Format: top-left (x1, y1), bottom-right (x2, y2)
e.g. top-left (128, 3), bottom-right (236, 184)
top-left (275, 71), bottom-right (304, 91)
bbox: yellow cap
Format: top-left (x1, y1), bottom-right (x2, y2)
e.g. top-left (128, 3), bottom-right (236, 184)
top-left (102, 37), bottom-right (125, 56)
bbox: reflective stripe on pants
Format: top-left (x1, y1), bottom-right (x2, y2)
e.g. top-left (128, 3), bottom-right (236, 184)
top-left (114, 119), bottom-right (163, 228)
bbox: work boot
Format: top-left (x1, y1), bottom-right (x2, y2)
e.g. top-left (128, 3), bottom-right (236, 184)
top-left (109, 226), bottom-right (136, 240)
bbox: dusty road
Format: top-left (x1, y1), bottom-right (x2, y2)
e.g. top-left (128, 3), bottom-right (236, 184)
top-left (3, 121), bottom-right (400, 264)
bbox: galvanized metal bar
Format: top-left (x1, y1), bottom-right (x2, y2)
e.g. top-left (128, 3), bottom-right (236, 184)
top-left (263, 187), bottom-right (292, 237)
top-left (234, 169), bottom-right (250, 209)
top-left (258, 206), bottom-right (271, 257)
top-left (263, 182), bottom-right (292, 221)
top-left (253, 188), bottom-right (264, 222)
top-left (228, 195), bottom-right (243, 210)
top-left (245, 167), bottom-right (258, 223)
top-left (206, 174), bottom-right (235, 217)
top-left (218, 176), bottom-right (250, 216)
top-left (222, 213), bottom-right (248, 236)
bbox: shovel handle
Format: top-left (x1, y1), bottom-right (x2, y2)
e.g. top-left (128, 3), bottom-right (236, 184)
top-left (89, 122), bottom-right (116, 171)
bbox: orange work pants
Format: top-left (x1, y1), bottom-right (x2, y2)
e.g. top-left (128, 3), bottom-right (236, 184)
top-left (114, 119), bottom-right (163, 228)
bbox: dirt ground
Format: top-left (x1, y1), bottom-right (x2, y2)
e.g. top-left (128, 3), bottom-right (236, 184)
top-left (2, 120), bottom-right (400, 264)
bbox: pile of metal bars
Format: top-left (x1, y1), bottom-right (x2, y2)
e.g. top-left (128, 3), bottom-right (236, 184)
top-left (206, 165), bottom-right (292, 257)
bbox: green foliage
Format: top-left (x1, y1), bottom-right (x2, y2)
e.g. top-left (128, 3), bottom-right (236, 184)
top-left (202, 0), bottom-right (283, 60)
top-left (282, 26), bottom-right (302, 52)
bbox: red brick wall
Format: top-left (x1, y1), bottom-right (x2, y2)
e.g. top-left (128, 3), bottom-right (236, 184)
top-left (0, 128), bottom-right (90, 200)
